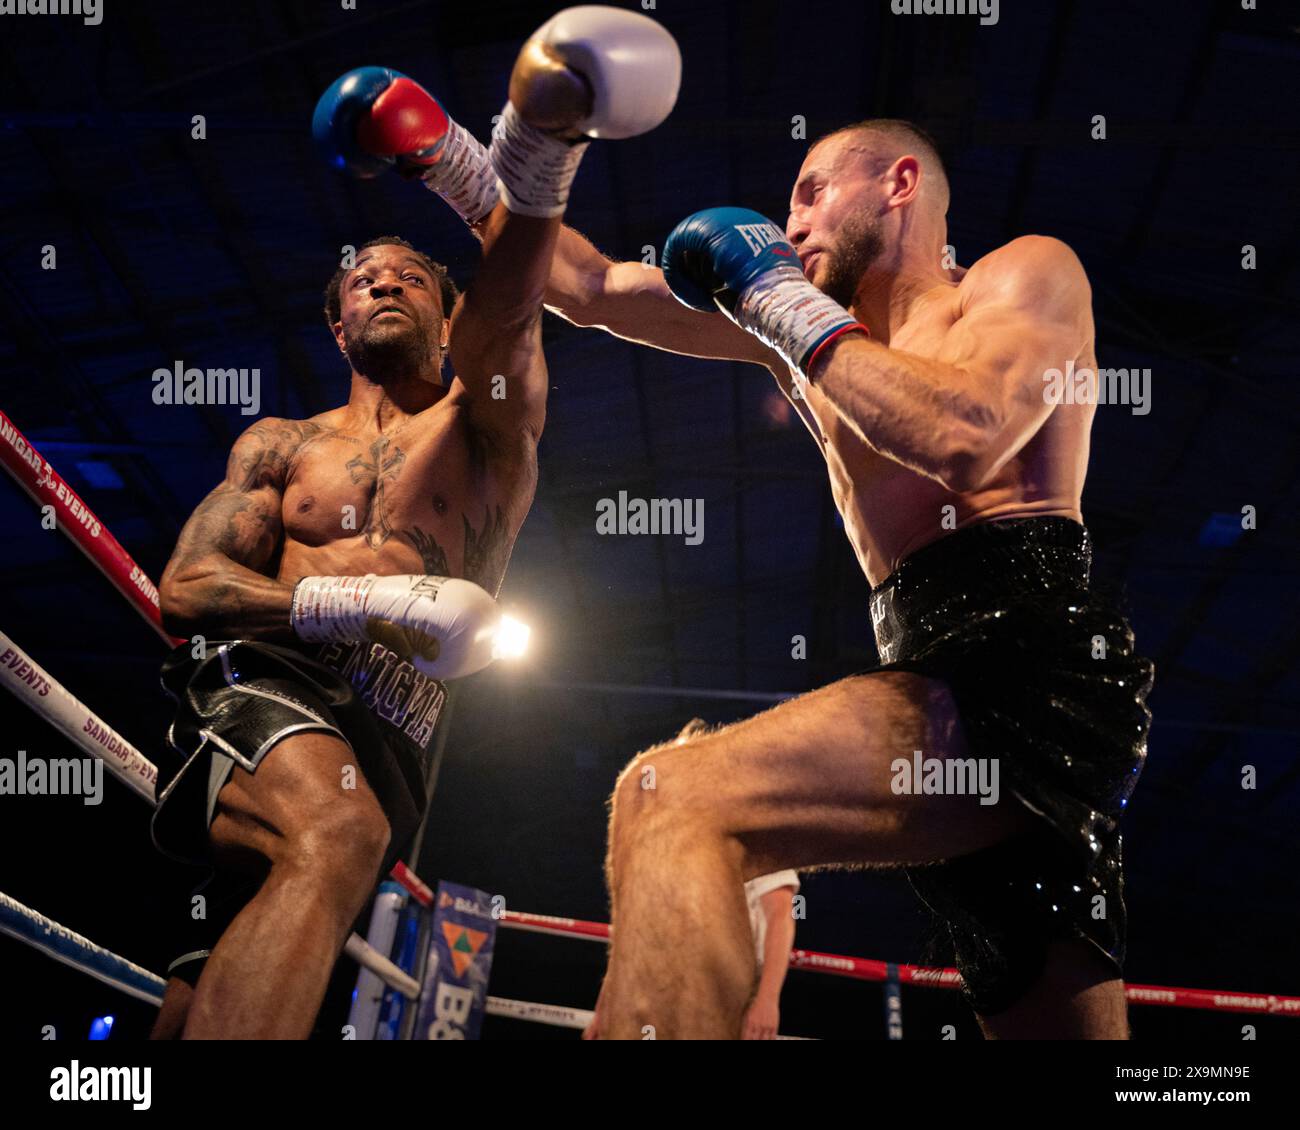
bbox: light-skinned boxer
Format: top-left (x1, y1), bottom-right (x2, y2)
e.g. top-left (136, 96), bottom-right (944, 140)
top-left (567, 122), bottom-right (1153, 1040)
top-left (406, 56), bottom-right (1151, 1041)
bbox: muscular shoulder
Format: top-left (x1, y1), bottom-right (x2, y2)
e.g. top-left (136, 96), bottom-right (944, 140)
top-left (225, 416), bottom-right (334, 490)
top-left (961, 235), bottom-right (1090, 319)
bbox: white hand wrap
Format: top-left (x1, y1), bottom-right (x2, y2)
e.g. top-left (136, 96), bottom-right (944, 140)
top-left (291, 574), bottom-right (501, 680)
top-left (734, 264), bottom-right (864, 372)
top-left (490, 101), bottom-right (589, 218)
top-left (291, 573), bottom-right (377, 643)
top-left (418, 116), bottom-right (500, 225)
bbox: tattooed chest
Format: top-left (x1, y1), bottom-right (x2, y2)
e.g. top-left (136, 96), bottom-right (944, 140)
top-left (282, 435), bottom-right (516, 593)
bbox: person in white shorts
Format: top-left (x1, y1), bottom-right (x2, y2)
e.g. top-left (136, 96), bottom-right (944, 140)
top-left (741, 870), bottom-right (800, 1040)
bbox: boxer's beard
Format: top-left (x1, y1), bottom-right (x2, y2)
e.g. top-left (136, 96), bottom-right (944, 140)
top-left (819, 208), bottom-right (886, 308)
top-left (344, 311), bottom-right (442, 384)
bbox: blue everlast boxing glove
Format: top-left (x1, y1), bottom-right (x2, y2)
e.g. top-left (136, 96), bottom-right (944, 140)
top-left (312, 66), bottom-right (451, 180)
top-left (312, 66), bottom-right (501, 223)
top-left (663, 206), bottom-right (867, 373)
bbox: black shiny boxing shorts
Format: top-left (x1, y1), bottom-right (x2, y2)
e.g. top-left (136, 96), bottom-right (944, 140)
top-left (151, 639), bottom-right (445, 987)
top-left (867, 516), bottom-right (1154, 1017)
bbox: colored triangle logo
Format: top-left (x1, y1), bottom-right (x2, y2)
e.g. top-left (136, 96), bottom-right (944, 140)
top-left (441, 921), bottom-right (488, 978)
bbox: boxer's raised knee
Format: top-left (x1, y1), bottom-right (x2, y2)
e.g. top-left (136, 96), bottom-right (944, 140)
top-left (610, 740), bottom-right (720, 855)
top-left (613, 739), bottom-right (713, 816)
top-left (609, 747), bottom-right (663, 848)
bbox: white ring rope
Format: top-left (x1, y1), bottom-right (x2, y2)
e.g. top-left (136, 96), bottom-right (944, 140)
top-left (0, 629), bottom-right (158, 802)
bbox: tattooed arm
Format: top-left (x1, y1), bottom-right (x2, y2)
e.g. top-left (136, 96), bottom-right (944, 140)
top-left (159, 418), bottom-right (319, 640)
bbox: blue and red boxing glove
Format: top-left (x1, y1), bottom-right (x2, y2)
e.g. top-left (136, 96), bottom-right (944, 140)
top-left (312, 66), bottom-right (451, 179)
top-left (311, 67), bottom-right (500, 223)
top-left (663, 206), bottom-right (868, 373)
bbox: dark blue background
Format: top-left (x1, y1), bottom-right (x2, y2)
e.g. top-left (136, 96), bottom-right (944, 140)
top-left (1, 0), bottom-right (1297, 1040)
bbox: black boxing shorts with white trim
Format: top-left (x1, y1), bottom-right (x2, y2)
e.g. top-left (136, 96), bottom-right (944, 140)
top-left (151, 639), bottom-right (444, 987)
top-left (865, 516), bottom-right (1154, 1017)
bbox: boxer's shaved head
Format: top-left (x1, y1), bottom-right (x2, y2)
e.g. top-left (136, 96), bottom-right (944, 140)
top-left (814, 119), bottom-right (950, 218)
top-left (788, 118), bottom-right (951, 307)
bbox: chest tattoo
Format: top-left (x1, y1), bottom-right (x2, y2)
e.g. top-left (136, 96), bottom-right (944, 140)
top-left (397, 505), bottom-right (512, 595)
top-left (462, 505), bottom-right (512, 596)
top-left (347, 437), bottom-right (407, 549)
top-left (403, 525), bottom-right (452, 577)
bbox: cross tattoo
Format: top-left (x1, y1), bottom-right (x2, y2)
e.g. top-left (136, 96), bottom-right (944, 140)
top-left (348, 438), bottom-right (407, 548)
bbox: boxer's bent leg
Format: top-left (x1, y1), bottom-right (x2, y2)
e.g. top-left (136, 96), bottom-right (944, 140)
top-left (182, 730), bottom-right (391, 1039)
top-left (976, 939), bottom-right (1129, 1040)
top-left (602, 671), bottom-right (1038, 1039)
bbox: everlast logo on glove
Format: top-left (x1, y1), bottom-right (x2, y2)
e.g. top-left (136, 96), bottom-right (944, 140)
top-left (735, 222), bottom-right (790, 255)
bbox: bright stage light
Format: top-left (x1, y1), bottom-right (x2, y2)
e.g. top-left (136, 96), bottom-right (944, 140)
top-left (492, 615), bottom-right (532, 660)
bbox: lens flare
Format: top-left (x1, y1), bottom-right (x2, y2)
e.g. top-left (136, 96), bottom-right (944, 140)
top-left (492, 615), bottom-right (531, 660)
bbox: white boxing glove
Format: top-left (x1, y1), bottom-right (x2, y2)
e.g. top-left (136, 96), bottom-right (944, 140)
top-left (531, 5), bottom-right (682, 139)
top-left (490, 6), bottom-right (681, 217)
top-left (291, 574), bottom-right (502, 680)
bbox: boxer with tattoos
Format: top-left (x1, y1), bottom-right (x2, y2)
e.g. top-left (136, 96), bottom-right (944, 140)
top-left (148, 6), bottom-right (681, 1038)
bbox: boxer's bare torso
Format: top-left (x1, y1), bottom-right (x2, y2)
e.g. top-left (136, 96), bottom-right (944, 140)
top-left (227, 393), bottom-right (534, 600)
top-left (160, 235), bottom-right (553, 645)
top-left (792, 251), bottom-right (1094, 587)
top-left (160, 381), bottom-right (538, 645)
top-left (551, 219), bottom-right (1095, 591)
